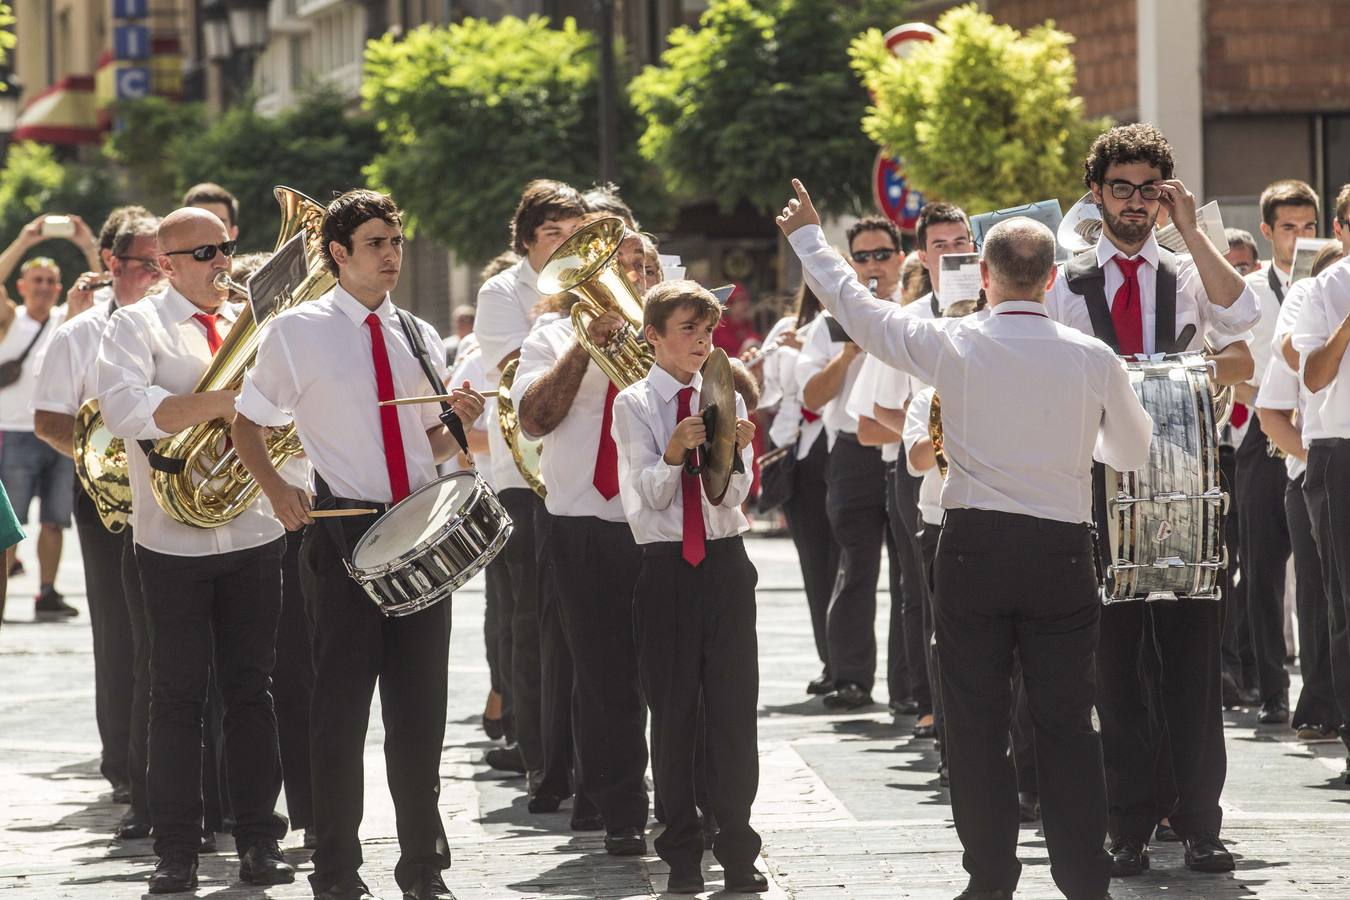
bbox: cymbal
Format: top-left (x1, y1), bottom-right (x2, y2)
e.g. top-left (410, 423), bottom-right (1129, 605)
top-left (699, 348), bottom-right (738, 505)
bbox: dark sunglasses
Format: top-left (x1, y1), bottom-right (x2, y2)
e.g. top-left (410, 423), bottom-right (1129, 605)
top-left (163, 240), bottom-right (237, 262)
top-left (117, 255), bottom-right (161, 272)
top-left (1106, 179), bottom-right (1163, 201)
top-left (850, 248), bottom-right (897, 264)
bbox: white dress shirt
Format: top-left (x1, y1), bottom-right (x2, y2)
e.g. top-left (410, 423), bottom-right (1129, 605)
top-left (1245, 263), bottom-right (1291, 390)
top-left (790, 224), bottom-right (1153, 524)
top-left (0, 304), bottom-right (69, 431)
top-left (97, 287), bottom-right (283, 556)
top-left (474, 257), bottom-right (542, 493)
top-left (770, 317), bottom-right (824, 456)
top-left (901, 386), bottom-right (944, 526)
top-left (445, 343), bottom-right (491, 479)
top-left (511, 316), bottom-right (625, 522)
top-left (237, 285), bottom-right (447, 505)
top-left (1292, 260), bottom-right (1350, 439)
top-left (794, 311), bottom-right (865, 446)
top-left (1254, 357), bottom-right (1306, 479)
top-left (612, 364), bottom-right (753, 544)
top-left (1045, 232), bottom-right (1260, 353)
top-left (845, 353), bottom-right (908, 462)
top-left (35, 294), bottom-right (146, 416)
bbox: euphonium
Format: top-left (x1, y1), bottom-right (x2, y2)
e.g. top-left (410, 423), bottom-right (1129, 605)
top-left (148, 187), bottom-right (335, 528)
top-left (538, 216), bottom-right (653, 388)
top-left (496, 358), bottom-right (547, 498)
top-left (73, 399), bottom-right (132, 532)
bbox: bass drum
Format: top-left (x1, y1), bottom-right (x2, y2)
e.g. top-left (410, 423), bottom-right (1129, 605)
top-left (349, 473), bottom-right (513, 617)
top-left (1104, 355), bottom-right (1227, 603)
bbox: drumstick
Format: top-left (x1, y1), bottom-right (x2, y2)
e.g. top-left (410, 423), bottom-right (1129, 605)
top-left (308, 508), bottom-right (379, 518)
top-left (379, 394), bottom-right (458, 407)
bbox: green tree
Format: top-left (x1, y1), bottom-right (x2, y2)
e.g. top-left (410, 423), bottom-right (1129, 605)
top-left (363, 16), bottom-right (660, 265)
top-left (630, 0), bottom-right (906, 218)
top-left (103, 96), bottom-right (207, 212)
top-left (851, 3), bottom-right (1109, 216)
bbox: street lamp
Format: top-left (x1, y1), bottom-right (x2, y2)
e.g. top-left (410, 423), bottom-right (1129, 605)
top-left (224, 0), bottom-right (270, 53)
top-left (202, 0), bottom-right (233, 64)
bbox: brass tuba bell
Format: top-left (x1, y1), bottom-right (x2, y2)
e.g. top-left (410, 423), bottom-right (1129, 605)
top-left (73, 398), bottom-right (132, 532)
top-left (537, 216), bottom-right (654, 389)
top-left (496, 358), bottom-right (547, 498)
top-left (147, 187), bottom-right (336, 528)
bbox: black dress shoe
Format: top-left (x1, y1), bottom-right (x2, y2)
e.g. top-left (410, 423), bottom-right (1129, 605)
top-left (604, 827), bottom-right (646, 856)
top-left (571, 812), bottom-right (605, 832)
top-left (913, 721), bottom-right (936, 739)
top-left (938, 764), bottom-right (951, 788)
top-left (1154, 821), bottom-right (1180, 842)
top-left (482, 715), bottom-right (505, 740)
top-left (111, 780), bottom-right (132, 804)
top-left (315, 878), bottom-right (381, 900)
top-left (822, 682), bottom-right (873, 711)
top-left (1257, 694), bottom-right (1290, 724)
top-left (148, 851), bottom-right (198, 894)
top-left (528, 791), bottom-right (566, 813)
top-left (200, 828), bottom-right (218, 854)
top-left (239, 839), bottom-right (296, 885)
top-left (1108, 837), bottom-right (1149, 877)
top-left (484, 744), bottom-right (526, 774)
top-left (1183, 833), bottom-right (1235, 872)
top-left (952, 889), bottom-right (1013, 899)
top-left (724, 867), bottom-right (769, 892)
top-left (667, 867), bottom-right (705, 894)
top-left (1238, 686), bottom-right (1261, 705)
top-left (403, 868), bottom-right (456, 900)
top-left (806, 671), bottom-right (834, 695)
top-left (890, 698), bottom-right (920, 716)
top-left (114, 809), bottom-right (151, 839)
top-left (1017, 792), bottom-right (1039, 823)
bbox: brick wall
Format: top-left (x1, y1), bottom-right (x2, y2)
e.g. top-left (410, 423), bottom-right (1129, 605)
top-left (1205, 0), bottom-right (1350, 113)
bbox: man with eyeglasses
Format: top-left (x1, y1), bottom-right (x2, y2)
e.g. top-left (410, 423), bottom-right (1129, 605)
top-left (795, 216), bottom-right (907, 712)
top-left (1045, 123), bottom-right (1259, 881)
top-left (32, 211), bottom-right (162, 835)
top-left (97, 208), bottom-right (293, 894)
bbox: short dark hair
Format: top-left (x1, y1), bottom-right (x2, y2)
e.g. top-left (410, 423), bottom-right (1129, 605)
top-left (642, 280), bottom-right (722, 335)
top-left (1260, 179), bottom-right (1319, 227)
top-left (581, 182), bottom-right (638, 230)
top-left (182, 182), bottom-right (239, 228)
top-left (845, 216), bottom-right (901, 253)
top-left (983, 218), bottom-right (1056, 296)
top-left (1224, 227), bottom-right (1258, 259)
top-left (915, 202), bottom-right (971, 251)
top-left (99, 205), bottom-right (152, 253)
top-left (1083, 123), bottom-right (1175, 189)
top-left (1335, 184), bottom-right (1350, 224)
top-left (110, 215), bottom-right (160, 258)
top-left (510, 179), bottom-right (585, 255)
top-left (479, 249), bottom-right (521, 282)
top-left (320, 189), bottom-right (403, 276)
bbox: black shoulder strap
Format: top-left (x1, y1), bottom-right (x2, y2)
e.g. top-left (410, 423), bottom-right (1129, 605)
top-left (1268, 264), bottom-right (1285, 303)
top-left (1064, 251), bottom-right (1120, 352)
top-left (12, 314), bottom-right (50, 366)
top-left (1155, 249), bottom-right (1178, 354)
top-left (395, 308), bottom-right (468, 454)
top-left (929, 292), bottom-right (939, 318)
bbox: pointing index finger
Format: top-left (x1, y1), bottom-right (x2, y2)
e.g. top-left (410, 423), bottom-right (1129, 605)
top-left (792, 178), bottom-right (811, 203)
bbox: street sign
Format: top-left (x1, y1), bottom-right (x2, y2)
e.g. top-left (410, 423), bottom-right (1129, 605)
top-left (883, 23), bottom-right (940, 58)
top-left (873, 153), bottom-right (924, 234)
top-left (113, 0), bottom-right (149, 18)
top-left (115, 67), bottom-right (150, 101)
top-left (114, 24), bottom-right (150, 60)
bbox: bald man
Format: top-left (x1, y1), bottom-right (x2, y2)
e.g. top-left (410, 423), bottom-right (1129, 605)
top-left (96, 208), bottom-right (294, 893)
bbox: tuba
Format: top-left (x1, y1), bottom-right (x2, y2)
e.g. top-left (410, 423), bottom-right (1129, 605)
top-left (73, 399), bottom-right (132, 532)
top-left (148, 187), bottom-right (335, 528)
top-left (496, 358), bottom-right (547, 498)
top-left (537, 216), bottom-right (653, 389)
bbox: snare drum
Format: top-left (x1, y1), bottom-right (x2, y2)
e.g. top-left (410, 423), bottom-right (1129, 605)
top-left (1104, 355), bottom-right (1227, 603)
top-left (349, 472), bottom-right (513, 617)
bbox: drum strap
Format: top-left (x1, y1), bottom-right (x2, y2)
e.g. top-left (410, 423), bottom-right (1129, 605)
top-left (311, 471), bottom-right (387, 570)
top-left (394, 308), bottom-right (470, 454)
top-left (1065, 248), bottom-right (1180, 353)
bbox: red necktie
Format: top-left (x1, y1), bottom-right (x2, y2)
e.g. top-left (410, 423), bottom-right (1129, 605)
top-left (365, 313), bottom-right (411, 503)
top-left (1111, 255), bottom-right (1146, 357)
top-left (193, 313), bottom-right (222, 355)
top-left (677, 386), bottom-right (706, 567)
top-left (801, 408), bottom-right (821, 423)
top-left (1230, 403), bottom-right (1249, 429)
top-left (593, 381), bottom-right (620, 500)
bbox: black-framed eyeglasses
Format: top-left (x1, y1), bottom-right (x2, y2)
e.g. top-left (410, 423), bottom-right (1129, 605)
top-left (1105, 179), bottom-right (1163, 201)
top-left (163, 240), bottom-right (237, 262)
top-left (850, 248), bottom-right (897, 264)
top-left (117, 255), bottom-right (161, 272)
top-left (1339, 218), bottom-right (1350, 231)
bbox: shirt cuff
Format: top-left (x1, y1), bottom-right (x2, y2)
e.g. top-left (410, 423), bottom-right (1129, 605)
top-left (235, 378), bottom-right (292, 428)
top-left (136, 386), bottom-right (177, 440)
top-left (32, 398), bottom-right (79, 416)
top-left (787, 224), bottom-right (826, 254)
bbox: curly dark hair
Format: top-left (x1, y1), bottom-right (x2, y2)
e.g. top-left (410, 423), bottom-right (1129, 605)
top-left (319, 189), bottom-right (403, 276)
top-left (510, 179), bottom-right (586, 255)
top-left (1083, 123), bottom-right (1175, 189)
top-left (845, 215), bottom-right (901, 253)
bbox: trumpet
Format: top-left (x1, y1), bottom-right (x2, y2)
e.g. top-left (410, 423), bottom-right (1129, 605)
top-left (741, 330), bottom-right (797, 370)
top-left (212, 271), bottom-right (251, 297)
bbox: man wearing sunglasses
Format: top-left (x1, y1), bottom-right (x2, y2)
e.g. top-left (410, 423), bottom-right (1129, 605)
top-left (1045, 123), bottom-right (1259, 882)
top-left (97, 208), bottom-right (293, 894)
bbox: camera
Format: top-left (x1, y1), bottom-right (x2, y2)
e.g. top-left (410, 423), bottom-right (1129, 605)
top-left (41, 215), bottom-right (75, 239)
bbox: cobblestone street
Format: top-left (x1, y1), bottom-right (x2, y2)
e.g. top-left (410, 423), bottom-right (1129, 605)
top-left (2, 530), bottom-right (1349, 899)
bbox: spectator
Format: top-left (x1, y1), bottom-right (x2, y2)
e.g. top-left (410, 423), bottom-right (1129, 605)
top-left (1225, 227), bottom-right (1261, 277)
top-left (444, 304), bottom-right (477, 366)
top-left (713, 284), bottom-right (762, 357)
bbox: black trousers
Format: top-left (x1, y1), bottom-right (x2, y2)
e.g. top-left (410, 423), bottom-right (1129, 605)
top-left (636, 538), bottom-right (760, 873)
top-left (1288, 473), bottom-right (1339, 728)
top-left (824, 434), bottom-right (890, 692)
top-left (1235, 417), bottom-right (1291, 701)
top-left (304, 521), bottom-right (451, 893)
top-left (122, 528), bottom-right (150, 820)
top-left (276, 528), bottom-right (314, 830)
top-left (72, 485), bottom-right (134, 789)
top-left (918, 522), bottom-right (943, 739)
top-left (136, 538), bottom-right (287, 857)
top-left (1218, 446), bottom-right (1256, 688)
top-left (1309, 439), bottom-right (1350, 748)
top-left (483, 555), bottom-right (507, 700)
top-left (499, 488), bottom-right (543, 774)
top-left (887, 461), bottom-right (930, 712)
top-left (781, 433), bottom-right (838, 675)
top-left (548, 514), bottom-right (648, 832)
top-left (934, 509), bottom-right (1109, 900)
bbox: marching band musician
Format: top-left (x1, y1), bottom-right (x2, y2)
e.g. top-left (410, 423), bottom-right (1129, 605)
top-left (1043, 124), bottom-right (1258, 878)
top-left (779, 179), bottom-right (1152, 900)
top-left (33, 210), bottom-right (162, 838)
top-left (611, 281), bottom-right (767, 894)
top-left (96, 208), bottom-right (293, 894)
top-left (233, 190), bottom-right (484, 900)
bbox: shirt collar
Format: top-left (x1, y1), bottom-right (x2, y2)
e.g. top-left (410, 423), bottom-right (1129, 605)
top-left (162, 285), bottom-right (240, 325)
top-left (648, 362), bottom-right (704, 403)
top-left (1274, 264), bottom-right (1291, 288)
top-left (992, 300), bottom-right (1051, 318)
top-left (333, 283), bottom-right (393, 327)
top-left (516, 257), bottom-right (540, 291)
top-left (1096, 230), bottom-right (1160, 270)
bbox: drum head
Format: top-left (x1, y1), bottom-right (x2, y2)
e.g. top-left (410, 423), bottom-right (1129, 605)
top-left (352, 474), bottom-right (477, 570)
